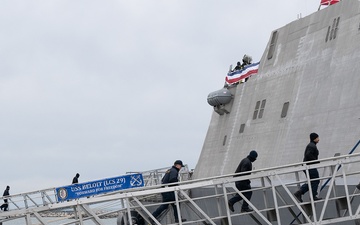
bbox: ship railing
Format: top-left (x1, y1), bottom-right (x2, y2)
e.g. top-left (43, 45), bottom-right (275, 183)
top-left (1, 153), bottom-right (360, 224)
top-left (120, 152), bottom-right (360, 225)
top-left (126, 164), bottom-right (192, 187)
top-left (0, 187), bottom-right (57, 210)
top-left (0, 166), bottom-right (191, 214)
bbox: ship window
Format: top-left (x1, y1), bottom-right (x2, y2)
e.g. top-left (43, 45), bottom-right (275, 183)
top-left (258, 99), bottom-right (266, 119)
top-left (333, 17), bottom-right (340, 39)
top-left (239, 124), bottom-right (245, 133)
top-left (223, 135), bottom-right (227, 146)
top-left (253, 101), bottom-right (261, 120)
top-left (267, 31), bottom-right (278, 60)
top-left (330, 17), bottom-right (341, 40)
top-left (330, 18), bottom-right (336, 40)
top-left (253, 99), bottom-right (267, 120)
top-left (326, 17), bottom-right (340, 42)
top-left (281, 102), bottom-right (290, 118)
top-left (325, 26), bottom-right (330, 42)
top-left (330, 20), bottom-right (335, 40)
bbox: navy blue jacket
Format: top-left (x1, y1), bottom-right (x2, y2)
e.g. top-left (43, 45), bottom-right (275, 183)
top-left (234, 156), bottom-right (254, 184)
top-left (303, 141), bottom-right (319, 164)
top-left (161, 166), bottom-right (180, 185)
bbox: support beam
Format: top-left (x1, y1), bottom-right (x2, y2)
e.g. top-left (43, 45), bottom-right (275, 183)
top-left (81, 204), bottom-right (103, 225)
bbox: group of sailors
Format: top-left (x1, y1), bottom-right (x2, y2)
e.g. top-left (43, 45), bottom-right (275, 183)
top-left (225, 54), bottom-right (253, 86)
top-left (232, 54), bottom-right (253, 73)
top-left (148, 132), bottom-right (360, 224)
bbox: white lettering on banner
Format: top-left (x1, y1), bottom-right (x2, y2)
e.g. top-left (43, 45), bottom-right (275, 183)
top-left (75, 189), bottom-right (96, 196)
top-left (96, 187), bottom-right (104, 192)
top-left (104, 179), bottom-right (115, 186)
top-left (55, 174), bottom-right (144, 202)
top-left (82, 182), bottom-right (102, 190)
top-left (104, 184), bottom-right (123, 191)
top-left (117, 178), bottom-right (126, 183)
top-left (71, 186), bottom-right (82, 192)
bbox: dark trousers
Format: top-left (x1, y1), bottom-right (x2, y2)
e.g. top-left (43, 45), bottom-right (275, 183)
top-left (300, 168), bottom-right (320, 197)
top-left (228, 181), bottom-right (252, 209)
top-left (0, 200), bottom-right (8, 211)
top-left (152, 192), bottom-right (179, 221)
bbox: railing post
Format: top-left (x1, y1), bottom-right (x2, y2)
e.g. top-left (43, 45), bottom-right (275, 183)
top-left (222, 184), bottom-right (232, 225)
top-left (41, 192), bottom-right (46, 206)
top-left (26, 213), bottom-right (32, 225)
top-left (270, 174), bottom-right (281, 225)
top-left (174, 189), bottom-right (183, 225)
top-left (260, 177), bottom-right (269, 213)
top-left (319, 164), bottom-right (340, 222)
top-left (23, 194), bottom-right (28, 209)
top-left (125, 198), bottom-right (134, 225)
top-left (76, 204), bottom-right (84, 225)
top-left (341, 164), bottom-right (353, 216)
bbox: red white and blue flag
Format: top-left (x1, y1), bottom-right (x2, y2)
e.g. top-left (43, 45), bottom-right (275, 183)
top-left (320, 0), bottom-right (339, 5)
top-left (225, 62), bottom-right (260, 84)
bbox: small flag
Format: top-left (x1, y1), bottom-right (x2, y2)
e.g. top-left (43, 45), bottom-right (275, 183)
top-left (225, 62), bottom-right (260, 84)
top-left (320, 0), bottom-right (340, 5)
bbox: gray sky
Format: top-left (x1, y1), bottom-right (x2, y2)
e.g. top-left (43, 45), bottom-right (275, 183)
top-left (0, 0), bottom-right (321, 194)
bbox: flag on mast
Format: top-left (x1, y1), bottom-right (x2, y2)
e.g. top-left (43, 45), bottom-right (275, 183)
top-left (320, 0), bottom-right (340, 5)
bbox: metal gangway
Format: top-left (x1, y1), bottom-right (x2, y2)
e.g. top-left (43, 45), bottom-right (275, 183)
top-left (1, 153), bottom-right (360, 225)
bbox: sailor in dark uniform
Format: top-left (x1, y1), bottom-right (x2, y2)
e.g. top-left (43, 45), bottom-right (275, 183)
top-left (228, 150), bottom-right (258, 213)
top-left (0, 186), bottom-right (10, 211)
top-left (232, 61), bottom-right (242, 71)
top-left (150, 160), bottom-right (186, 224)
top-left (72, 173), bottom-right (80, 184)
top-left (294, 133), bottom-right (322, 202)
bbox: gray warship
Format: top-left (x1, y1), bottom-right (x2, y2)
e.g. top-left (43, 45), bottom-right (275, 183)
top-left (189, 0), bottom-right (360, 223)
top-left (195, 0), bottom-right (360, 179)
top-left (1, 0), bottom-right (360, 224)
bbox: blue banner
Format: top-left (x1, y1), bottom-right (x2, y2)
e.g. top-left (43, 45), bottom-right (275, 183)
top-left (55, 173), bottom-right (144, 202)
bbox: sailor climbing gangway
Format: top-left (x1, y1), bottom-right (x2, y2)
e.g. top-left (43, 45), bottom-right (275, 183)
top-left (1, 153), bottom-right (360, 224)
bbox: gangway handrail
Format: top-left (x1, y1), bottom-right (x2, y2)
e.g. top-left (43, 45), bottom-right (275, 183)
top-left (1, 152), bottom-right (360, 208)
top-left (1, 153), bottom-right (360, 225)
top-left (96, 154), bottom-right (360, 224)
top-left (289, 139), bottom-right (360, 224)
top-left (0, 187), bottom-right (56, 203)
top-left (0, 153), bottom-right (360, 204)
top-left (108, 154), bottom-right (359, 224)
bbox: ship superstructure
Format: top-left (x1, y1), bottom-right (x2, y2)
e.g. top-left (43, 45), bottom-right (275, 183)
top-left (195, 0), bottom-right (360, 179)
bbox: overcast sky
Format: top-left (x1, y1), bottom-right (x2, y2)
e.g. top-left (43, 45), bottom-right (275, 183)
top-left (0, 0), bottom-right (321, 194)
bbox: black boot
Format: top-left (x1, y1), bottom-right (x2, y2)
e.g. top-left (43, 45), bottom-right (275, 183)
top-left (228, 200), bottom-right (234, 212)
top-left (294, 190), bottom-right (303, 202)
top-left (175, 219), bottom-right (187, 223)
top-left (241, 207), bottom-right (253, 213)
